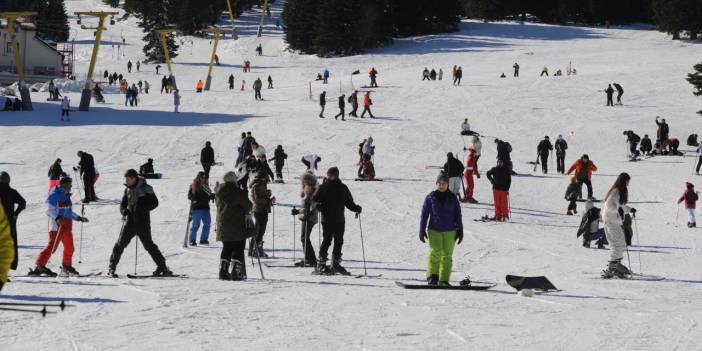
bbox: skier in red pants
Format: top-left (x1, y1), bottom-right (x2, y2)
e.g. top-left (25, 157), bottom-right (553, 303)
top-left (486, 159), bottom-right (511, 221)
top-left (31, 176), bottom-right (89, 277)
top-left (463, 148), bottom-right (480, 203)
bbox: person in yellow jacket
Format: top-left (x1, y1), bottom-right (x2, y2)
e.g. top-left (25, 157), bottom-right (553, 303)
top-left (0, 204), bottom-right (14, 292)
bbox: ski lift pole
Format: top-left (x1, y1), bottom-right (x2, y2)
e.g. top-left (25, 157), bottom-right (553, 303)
top-left (157, 28), bottom-right (180, 91)
top-left (0, 12), bottom-right (38, 111)
top-left (256, 0), bottom-right (269, 37)
top-left (224, 0), bottom-right (238, 39)
top-left (203, 28), bottom-right (225, 91)
top-left (74, 11), bottom-right (119, 111)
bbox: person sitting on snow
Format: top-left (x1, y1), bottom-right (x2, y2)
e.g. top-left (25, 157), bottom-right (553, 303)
top-left (577, 200), bottom-right (607, 249)
top-left (460, 118), bottom-right (478, 136)
top-left (358, 154), bottom-right (376, 180)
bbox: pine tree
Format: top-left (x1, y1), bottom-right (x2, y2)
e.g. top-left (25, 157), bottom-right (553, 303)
top-left (36, 0), bottom-right (70, 42)
top-left (124, 0), bottom-right (179, 63)
top-left (103, 0), bottom-right (120, 8)
top-left (281, 0), bottom-right (319, 54)
top-left (688, 62), bottom-right (702, 96)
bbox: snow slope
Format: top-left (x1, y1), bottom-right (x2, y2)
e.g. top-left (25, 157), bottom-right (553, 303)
top-left (2, 1), bottom-right (702, 349)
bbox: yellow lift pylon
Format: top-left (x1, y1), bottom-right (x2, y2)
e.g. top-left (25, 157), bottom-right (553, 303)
top-left (203, 28), bottom-right (225, 91)
top-left (74, 11), bottom-right (118, 111)
top-left (0, 12), bottom-right (38, 111)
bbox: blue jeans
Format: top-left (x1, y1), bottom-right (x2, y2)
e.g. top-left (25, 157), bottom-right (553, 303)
top-left (189, 210), bottom-right (211, 242)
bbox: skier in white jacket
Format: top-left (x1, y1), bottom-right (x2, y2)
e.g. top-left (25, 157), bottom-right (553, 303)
top-left (601, 172), bottom-right (636, 278)
top-left (60, 96), bottom-right (70, 121)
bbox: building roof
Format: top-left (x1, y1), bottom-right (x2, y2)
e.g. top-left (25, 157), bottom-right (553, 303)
top-left (0, 19), bottom-right (37, 31)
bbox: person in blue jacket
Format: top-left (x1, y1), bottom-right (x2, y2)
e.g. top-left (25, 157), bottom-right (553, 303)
top-left (419, 172), bottom-right (464, 286)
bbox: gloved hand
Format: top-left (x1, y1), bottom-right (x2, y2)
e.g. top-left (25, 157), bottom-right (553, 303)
top-left (56, 216), bottom-right (65, 227)
top-left (630, 208), bottom-right (637, 217)
top-left (355, 206), bottom-right (362, 214)
top-left (419, 230), bottom-right (427, 243)
top-left (77, 216), bottom-right (89, 223)
top-left (72, 166), bottom-right (78, 172)
top-left (291, 209), bottom-right (300, 216)
top-left (455, 229), bottom-right (463, 244)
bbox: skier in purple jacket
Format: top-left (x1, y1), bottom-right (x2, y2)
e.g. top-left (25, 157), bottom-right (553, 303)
top-left (419, 172), bottom-right (464, 286)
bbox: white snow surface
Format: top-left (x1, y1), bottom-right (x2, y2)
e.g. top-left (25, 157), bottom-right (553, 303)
top-left (2, 1), bottom-right (702, 349)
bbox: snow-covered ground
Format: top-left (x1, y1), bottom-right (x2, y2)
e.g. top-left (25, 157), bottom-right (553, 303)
top-left (2, 0), bottom-right (702, 349)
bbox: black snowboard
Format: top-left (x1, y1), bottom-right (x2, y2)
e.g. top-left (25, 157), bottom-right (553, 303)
top-left (355, 178), bottom-right (383, 181)
top-left (505, 275), bottom-right (557, 291)
top-left (395, 281), bottom-right (494, 290)
top-left (140, 173), bottom-right (162, 179)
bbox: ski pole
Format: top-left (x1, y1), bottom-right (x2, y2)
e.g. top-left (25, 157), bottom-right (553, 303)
top-left (183, 202), bottom-right (192, 248)
top-left (292, 208), bottom-right (296, 262)
top-left (72, 169), bottom-right (84, 200)
top-left (357, 213), bottom-right (368, 276)
top-left (272, 203), bottom-right (275, 258)
top-left (134, 236), bottom-right (139, 275)
top-left (633, 215), bottom-right (642, 274)
top-left (252, 235), bottom-right (265, 280)
top-left (78, 204), bottom-right (85, 264)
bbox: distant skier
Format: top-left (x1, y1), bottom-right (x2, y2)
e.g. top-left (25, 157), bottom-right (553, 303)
top-left (463, 148), bottom-right (479, 203)
top-left (486, 158), bottom-right (511, 221)
top-left (127, 60), bottom-right (132, 73)
top-left (228, 74), bottom-right (234, 90)
top-left (454, 66), bottom-right (463, 85)
top-left (188, 172), bottom-right (214, 246)
top-left (31, 176), bottom-right (89, 277)
top-left (323, 68), bottom-right (330, 84)
top-left (605, 84), bottom-right (615, 106)
top-left (267, 75), bottom-right (273, 89)
top-left (0, 172), bottom-right (26, 271)
top-left (302, 154), bottom-right (321, 172)
top-left (348, 90), bottom-right (359, 117)
top-left (438, 68), bottom-right (443, 80)
top-left (443, 153), bottom-right (464, 198)
top-left (655, 116), bottom-right (669, 153)
top-left (678, 182), bottom-right (698, 227)
top-left (552, 135), bottom-right (567, 174)
top-left (566, 154), bottom-right (598, 200)
top-left (430, 69), bottom-right (437, 80)
top-left (173, 89), bottom-right (181, 113)
top-left (76, 150), bottom-right (97, 203)
top-left (269, 145), bottom-right (288, 183)
top-left (540, 67), bottom-right (549, 77)
top-left (335, 94), bottom-right (346, 121)
top-left (419, 172), bottom-right (463, 286)
top-left (200, 141), bottom-right (215, 179)
top-left (460, 118), bottom-right (477, 136)
top-left (136, 60), bottom-right (141, 72)
top-left (60, 96), bottom-right (70, 121)
top-left (312, 167), bottom-right (362, 274)
top-left (613, 83), bottom-right (624, 105)
top-left (161, 76), bottom-right (168, 94)
top-left (156, 65), bottom-right (161, 75)
top-left (360, 91), bottom-right (374, 118)
top-left (513, 63), bottom-right (520, 77)
top-left (139, 158), bottom-right (155, 176)
top-left (319, 91), bottom-right (326, 118)
top-left (640, 134), bottom-right (653, 156)
top-left (601, 173), bottom-right (635, 279)
top-left (256, 44), bottom-right (263, 56)
top-left (422, 68), bottom-right (430, 81)
top-left (108, 169), bottom-right (172, 278)
top-left (253, 78), bottom-right (263, 100)
top-left (536, 136), bottom-right (553, 174)
top-left (369, 67), bottom-right (378, 87)
top-left (565, 177), bottom-right (580, 215)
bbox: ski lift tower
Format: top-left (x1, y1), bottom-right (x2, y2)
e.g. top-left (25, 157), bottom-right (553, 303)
top-left (256, 0), bottom-right (269, 37)
top-left (203, 28), bottom-right (225, 91)
top-left (74, 11), bottom-right (119, 112)
top-left (157, 28), bottom-right (180, 91)
top-left (0, 12), bottom-right (38, 111)
top-left (224, 0), bottom-right (238, 39)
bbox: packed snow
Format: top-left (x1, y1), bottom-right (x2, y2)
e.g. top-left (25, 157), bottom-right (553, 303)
top-left (2, 0), bottom-right (702, 349)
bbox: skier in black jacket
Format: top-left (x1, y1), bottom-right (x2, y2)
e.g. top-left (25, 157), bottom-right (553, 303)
top-left (537, 136), bottom-right (553, 174)
top-left (139, 158), bottom-right (155, 175)
top-left (200, 141), bottom-right (215, 180)
top-left (269, 145), bottom-right (288, 183)
top-left (312, 167), bottom-right (362, 274)
top-left (555, 135), bottom-right (568, 174)
top-left (605, 84), bottom-right (615, 106)
top-left (442, 152), bottom-right (465, 197)
top-left (108, 169), bottom-right (171, 277)
top-left (319, 91), bottom-right (326, 118)
top-left (613, 83), bottom-right (624, 105)
top-left (335, 94), bottom-right (345, 121)
top-left (0, 172), bottom-right (25, 270)
top-left (76, 150), bottom-right (97, 203)
top-left (228, 74), bottom-right (234, 90)
top-left (624, 130), bottom-right (641, 160)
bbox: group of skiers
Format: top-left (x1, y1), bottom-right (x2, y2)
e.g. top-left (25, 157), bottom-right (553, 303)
top-left (319, 90), bottom-right (374, 119)
top-left (605, 83), bottom-right (624, 106)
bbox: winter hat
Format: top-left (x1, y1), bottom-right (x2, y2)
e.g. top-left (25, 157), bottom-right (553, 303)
top-left (686, 182), bottom-right (694, 189)
top-left (124, 169), bottom-right (139, 179)
top-left (0, 171), bottom-right (9, 184)
top-left (59, 175), bottom-right (72, 185)
top-left (223, 171), bottom-right (237, 183)
top-left (558, 134), bottom-right (563, 139)
top-left (436, 171), bottom-right (449, 184)
top-left (326, 167), bottom-right (339, 178)
top-left (447, 152), bottom-right (454, 159)
top-left (77, 151), bottom-right (83, 157)
top-left (205, 141), bottom-right (211, 146)
top-left (545, 136), bottom-right (549, 139)
top-left (148, 158), bottom-right (153, 163)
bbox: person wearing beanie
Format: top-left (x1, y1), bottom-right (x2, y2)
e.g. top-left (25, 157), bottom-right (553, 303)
top-left (108, 169), bottom-right (171, 277)
top-left (555, 135), bottom-right (568, 174)
top-left (200, 141), bottom-right (215, 180)
top-left (443, 152), bottom-right (465, 198)
top-left (215, 171), bottom-right (253, 280)
top-left (536, 136), bottom-right (553, 174)
top-left (0, 203), bottom-right (13, 291)
top-left (677, 182), bottom-right (699, 228)
top-left (248, 169), bottom-right (275, 258)
top-left (48, 158), bottom-right (68, 192)
top-left (486, 158), bottom-right (512, 221)
top-left (139, 158), bottom-right (155, 176)
top-left (0, 171), bottom-right (25, 270)
top-left (31, 176), bottom-right (89, 277)
top-left (419, 171), bottom-right (464, 286)
top-left (188, 172), bottom-right (215, 246)
top-left (312, 167), bottom-right (362, 274)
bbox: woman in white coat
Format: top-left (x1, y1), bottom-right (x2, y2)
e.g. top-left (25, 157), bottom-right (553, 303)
top-left (601, 172), bottom-right (636, 278)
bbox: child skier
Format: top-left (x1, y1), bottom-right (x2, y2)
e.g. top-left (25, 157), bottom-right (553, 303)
top-left (565, 177), bottom-right (581, 215)
top-left (269, 145), bottom-right (288, 183)
top-left (677, 182), bottom-right (698, 228)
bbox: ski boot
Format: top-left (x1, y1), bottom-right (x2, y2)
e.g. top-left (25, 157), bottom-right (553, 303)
top-left (459, 276), bottom-right (471, 287)
top-left (231, 259), bottom-right (247, 281)
top-left (332, 260), bottom-right (350, 275)
top-left (60, 265), bottom-right (80, 277)
top-left (316, 260), bottom-right (333, 275)
top-left (107, 267), bottom-right (118, 278)
top-left (427, 274), bottom-right (439, 286)
top-left (567, 210), bottom-right (573, 216)
top-left (251, 242), bottom-right (269, 258)
top-left (602, 260), bottom-right (629, 279)
top-left (189, 240), bottom-right (197, 247)
top-left (29, 265), bottom-right (57, 277)
top-left (153, 266), bottom-right (174, 277)
top-left (219, 259), bottom-right (231, 280)
top-left (199, 240), bottom-right (209, 246)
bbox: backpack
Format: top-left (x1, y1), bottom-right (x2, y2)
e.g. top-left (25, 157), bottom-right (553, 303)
top-left (687, 134), bottom-right (699, 147)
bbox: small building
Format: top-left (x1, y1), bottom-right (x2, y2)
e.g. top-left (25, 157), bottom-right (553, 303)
top-left (0, 18), bottom-right (68, 84)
